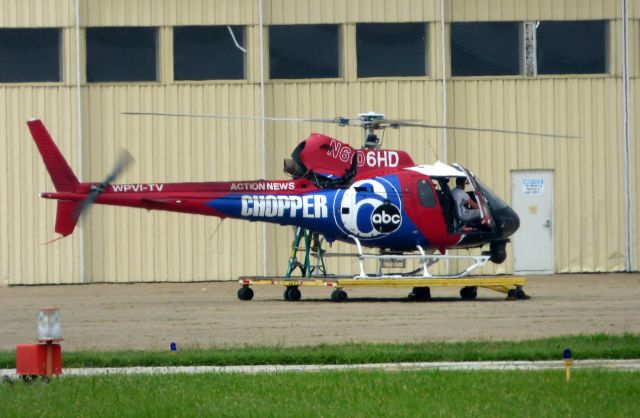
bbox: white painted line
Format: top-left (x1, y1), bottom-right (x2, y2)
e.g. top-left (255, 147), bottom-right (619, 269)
top-left (2, 359), bottom-right (640, 379)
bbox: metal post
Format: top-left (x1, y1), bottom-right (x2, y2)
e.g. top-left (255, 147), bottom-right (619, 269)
top-left (439, 0), bottom-right (448, 162)
top-left (621, 0), bottom-right (633, 271)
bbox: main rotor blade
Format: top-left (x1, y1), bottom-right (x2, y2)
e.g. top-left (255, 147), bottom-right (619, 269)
top-left (123, 111), bottom-right (337, 124)
top-left (124, 112), bottom-right (578, 138)
top-left (394, 121), bottom-right (580, 139)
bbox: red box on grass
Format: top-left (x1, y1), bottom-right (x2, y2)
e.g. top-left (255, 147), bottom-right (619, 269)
top-left (16, 344), bottom-right (62, 375)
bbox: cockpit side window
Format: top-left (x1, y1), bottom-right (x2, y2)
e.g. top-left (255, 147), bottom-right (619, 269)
top-left (417, 179), bottom-right (437, 208)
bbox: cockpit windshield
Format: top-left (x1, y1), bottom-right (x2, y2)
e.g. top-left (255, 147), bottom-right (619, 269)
top-left (474, 177), bottom-right (508, 211)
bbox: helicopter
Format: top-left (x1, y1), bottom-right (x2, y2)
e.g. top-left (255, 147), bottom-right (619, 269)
top-left (28, 112), bottom-right (532, 301)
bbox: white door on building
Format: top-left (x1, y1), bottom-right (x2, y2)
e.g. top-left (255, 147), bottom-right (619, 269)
top-left (511, 171), bottom-right (554, 274)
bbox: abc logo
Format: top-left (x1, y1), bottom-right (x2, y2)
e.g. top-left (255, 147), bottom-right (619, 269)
top-left (371, 203), bottom-right (401, 233)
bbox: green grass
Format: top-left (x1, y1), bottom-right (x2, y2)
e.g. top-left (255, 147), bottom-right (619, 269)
top-left (2, 369), bottom-right (639, 417)
top-left (1, 333), bottom-right (638, 369)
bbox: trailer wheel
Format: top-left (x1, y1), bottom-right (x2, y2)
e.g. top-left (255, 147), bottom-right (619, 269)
top-left (508, 288), bottom-right (527, 300)
top-left (409, 287), bottom-right (431, 301)
top-left (460, 286), bottom-right (477, 300)
top-left (289, 287), bottom-right (301, 301)
top-left (237, 286), bottom-right (254, 301)
top-left (284, 286), bottom-right (301, 301)
top-left (331, 289), bottom-right (348, 302)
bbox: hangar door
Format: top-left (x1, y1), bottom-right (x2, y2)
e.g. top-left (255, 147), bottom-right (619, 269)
top-left (511, 171), bottom-right (554, 274)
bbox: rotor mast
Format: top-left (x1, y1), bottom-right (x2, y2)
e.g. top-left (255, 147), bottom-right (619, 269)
top-left (358, 112), bottom-right (385, 150)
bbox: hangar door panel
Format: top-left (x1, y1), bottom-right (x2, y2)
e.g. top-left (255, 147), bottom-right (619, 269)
top-left (511, 171), bottom-right (554, 274)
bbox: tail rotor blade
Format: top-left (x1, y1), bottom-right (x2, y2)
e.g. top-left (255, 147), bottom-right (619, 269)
top-left (103, 148), bottom-right (133, 185)
top-left (75, 148), bottom-right (134, 220)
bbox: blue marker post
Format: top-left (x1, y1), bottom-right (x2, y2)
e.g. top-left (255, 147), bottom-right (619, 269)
top-left (563, 348), bottom-right (573, 382)
top-left (170, 342), bottom-right (177, 354)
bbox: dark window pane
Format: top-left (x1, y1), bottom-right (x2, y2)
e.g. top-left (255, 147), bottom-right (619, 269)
top-left (418, 179), bottom-right (437, 208)
top-left (357, 23), bottom-right (426, 78)
top-left (0, 28), bottom-right (60, 82)
top-left (174, 26), bottom-right (245, 80)
top-left (537, 20), bottom-right (606, 75)
top-left (269, 25), bottom-right (339, 79)
top-left (451, 22), bottom-right (520, 76)
top-left (87, 27), bottom-right (157, 82)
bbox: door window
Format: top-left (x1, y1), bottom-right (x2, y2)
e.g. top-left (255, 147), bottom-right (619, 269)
top-left (418, 179), bottom-right (437, 208)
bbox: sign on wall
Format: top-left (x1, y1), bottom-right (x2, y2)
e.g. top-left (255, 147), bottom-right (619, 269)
top-left (522, 178), bottom-right (544, 195)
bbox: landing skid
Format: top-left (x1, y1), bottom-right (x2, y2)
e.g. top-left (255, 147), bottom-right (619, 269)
top-left (345, 235), bottom-right (490, 279)
top-left (237, 228), bottom-right (528, 302)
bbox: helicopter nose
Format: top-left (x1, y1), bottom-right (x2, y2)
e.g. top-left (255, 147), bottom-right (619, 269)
top-left (492, 205), bottom-right (520, 238)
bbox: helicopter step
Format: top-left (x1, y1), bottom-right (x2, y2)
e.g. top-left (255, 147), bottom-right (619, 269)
top-left (237, 276), bottom-right (528, 302)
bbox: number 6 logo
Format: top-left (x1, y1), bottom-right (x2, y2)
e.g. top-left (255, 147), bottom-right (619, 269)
top-left (336, 178), bottom-right (402, 239)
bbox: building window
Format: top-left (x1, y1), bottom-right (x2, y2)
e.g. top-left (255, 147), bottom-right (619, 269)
top-left (86, 27), bottom-right (157, 82)
top-left (174, 26), bottom-right (245, 81)
top-left (451, 22), bottom-right (520, 76)
top-left (356, 23), bottom-right (426, 78)
top-left (0, 28), bottom-right (61, 83)
top-left (536, 20), bottom-right (607, 75)
top-left (269, 24), bottom-right (340, 79)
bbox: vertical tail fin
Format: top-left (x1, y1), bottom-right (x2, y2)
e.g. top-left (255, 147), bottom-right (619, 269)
top-left (28, 119), bottom-right (81, 238)
top-left (27, 119), bottom-right (79, 192)
top-left (55, 200), bottom-right (82, 237)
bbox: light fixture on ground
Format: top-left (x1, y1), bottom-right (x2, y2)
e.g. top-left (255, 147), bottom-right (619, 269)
top-left (15, 307), bottom-right (64, 379)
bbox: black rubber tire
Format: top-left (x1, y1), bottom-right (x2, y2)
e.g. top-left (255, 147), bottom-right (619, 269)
top-left (237, 286), bottom-right (254, 301)
top-left (410, 286), bottom-right (431, 300)
top-left (331, 289), bottom-right (348, 302)
top-left (288, 286), bottom-right (301, 301)
top-left (460, 286), bottom-right (478, 300)
top-left (507, 288), bottom-right (527, 300)
top-left (284, 286), bottom-right (301, 301)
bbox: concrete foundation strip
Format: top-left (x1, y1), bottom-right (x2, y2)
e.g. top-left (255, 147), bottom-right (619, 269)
top-left (2, 359), bottom-right (640, 379)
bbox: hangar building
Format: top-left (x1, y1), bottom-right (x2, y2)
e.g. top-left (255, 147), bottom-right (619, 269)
top-left (0, 0), bottom-right (637, 285)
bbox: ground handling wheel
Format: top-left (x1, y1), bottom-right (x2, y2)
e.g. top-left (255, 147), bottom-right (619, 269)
top-left (237, 285), bottom-right (254, 301)
top-left (331, 289), bottom-right (348, 302)
top-left (507, 288), bottom-right (527, 300)
top-left (460, 286), bottom-right (478, 300)
top-left (409, 286), bottom-right (431, 301)
top-left (284, 286), bottom-right (301, 301)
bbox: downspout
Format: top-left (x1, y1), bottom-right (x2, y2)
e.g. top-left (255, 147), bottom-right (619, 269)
top-left (440, 0), bottom-right (448, 163)
top-left (259, 0), bottom-right (268, 275)
top-left (621, 0), bottom-right (633, 271)
top-left (75, 0), bottom-right (85, 282)
top-left (440, 0), bottom-right (449, 273)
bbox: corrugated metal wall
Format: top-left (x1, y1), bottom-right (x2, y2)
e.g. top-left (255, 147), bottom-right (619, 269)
top-left (1, 0), bottom-right (637, 285)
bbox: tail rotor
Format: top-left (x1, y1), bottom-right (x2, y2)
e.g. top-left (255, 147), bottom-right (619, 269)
top-left (75, 149), bottom-right (133, 220)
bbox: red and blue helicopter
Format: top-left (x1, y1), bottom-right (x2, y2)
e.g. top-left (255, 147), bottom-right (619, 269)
top-left (29, 112), bottom-right (532, 301)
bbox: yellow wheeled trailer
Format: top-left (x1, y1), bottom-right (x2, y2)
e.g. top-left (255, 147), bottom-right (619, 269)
top-left (237, 228), bottom-right (528, 302)
top-left (237, 276), bottom-right (528, 302)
